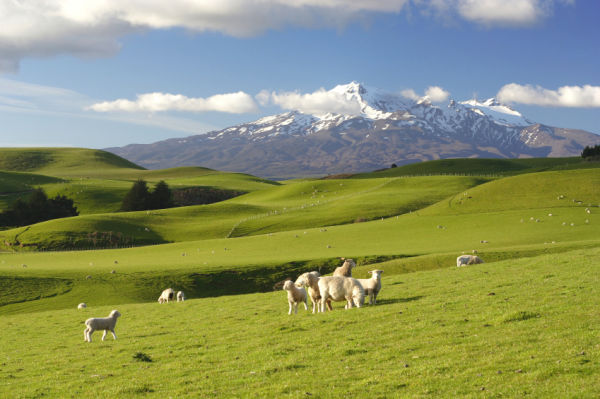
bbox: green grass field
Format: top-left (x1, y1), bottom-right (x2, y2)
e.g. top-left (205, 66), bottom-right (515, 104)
top-left (0, 148), bottom-right (599, 397)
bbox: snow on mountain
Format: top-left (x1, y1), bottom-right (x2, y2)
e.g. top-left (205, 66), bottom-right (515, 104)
top-left (217, 82), bottom-right (535, 143)
top-left (106, 81), bottom-right (599, 178)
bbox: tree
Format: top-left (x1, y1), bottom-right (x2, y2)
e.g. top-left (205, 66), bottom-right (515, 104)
top-left (48, 195), bottom-right (79, 219)
top-left (120, 179), bottom-right (151, 211)
top-left (149, 180), bottom-right (173, 210)
top-left (582, 144), bottom-right (600, 158)
top-left (0, 188), bottom-right (78, 228)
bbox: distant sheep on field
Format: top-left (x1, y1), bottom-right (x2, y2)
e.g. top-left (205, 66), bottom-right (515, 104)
top-left (457, 255), bottom-right (484, 267)
top-left (78, 303), bottom-right (87, 309)
top-left (177, 291), bottom-right (185, 302)
top-left (282, 280), bottom-right (308, 315)
top-left (83, 310), bottom-right (121, 342)
top-left (318, 276), bottom-right (364, 312)
top-left (356, 270), bottom-right (384, 305)
top-left (158, 288), bottom-right (175, 304)
top-left (333, 259), bottom-right (356, 277)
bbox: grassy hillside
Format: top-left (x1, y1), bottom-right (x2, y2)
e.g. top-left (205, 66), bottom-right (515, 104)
top-left (357, 157), bottom-right (600, 178)
top-left (0, 175), bottom-right (487, 249)
top-left (0, 147), bottom-right (144, 176)
top-left (1, 247), bottom-right (598, 397)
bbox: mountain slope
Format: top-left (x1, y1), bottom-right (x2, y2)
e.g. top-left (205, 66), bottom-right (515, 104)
top-left (107, 82), bottom-right (600, 178)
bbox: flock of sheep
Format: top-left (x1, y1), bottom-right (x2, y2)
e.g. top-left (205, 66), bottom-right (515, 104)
top-left (79, 255), bottom-right (485, 341)
top-left (282, 259), bottom-right (384, 315)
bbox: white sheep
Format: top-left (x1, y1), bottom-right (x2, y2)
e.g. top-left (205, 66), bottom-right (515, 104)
top-left (158, 288), bottom-right (175, 304)
top-left (282, 280), bottom-right (308, 315)
top-left (78, 303), bottom-right (87, 309)
top-left (83, 310), bottom-right (121, 342)
top-left (317, 276), bottom-right (364, 312)
top-left (177, 291), bottom-right (185, 302)
top-left (457, 255), bottom-right (484, 267)
top-left (333, 259), bottom-right (356, 277)
top-left (356, 270), bottom-right (384, 305)
top-left (295, 271), bottom-right (332, 313)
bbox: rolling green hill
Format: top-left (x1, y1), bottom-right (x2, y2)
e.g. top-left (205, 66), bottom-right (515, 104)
top-left (1, 149), bottom-right (600, 397)
top-left (356, 156), bottom-right (600, 178)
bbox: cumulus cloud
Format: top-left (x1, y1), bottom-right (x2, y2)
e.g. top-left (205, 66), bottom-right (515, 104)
top-left (497, 83), bottom-right (600, 108)
top-left (401, 86), bottom-right (451, 102)
top-left (424, 86), bottom-right (450, 102)
top-left (260, 88), bottom-right (363, 115)
top-left (0, 0), bottom-right (571, 72)
top-left (89, 91), bottom-right (258, 113)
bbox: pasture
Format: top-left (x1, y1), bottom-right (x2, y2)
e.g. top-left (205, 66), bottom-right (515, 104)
top-left (0, 149), bottom-right (599, 397)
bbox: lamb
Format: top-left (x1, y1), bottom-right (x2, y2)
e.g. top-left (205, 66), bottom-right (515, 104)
top-left (317, 276), bottom-right (364, 312)
top-left (356, 270), bottom-right (384, 305)
top-left (333, 258), bottom-right (356, 277)
top-left (282, 280), bottom-right (308, 315)
top-left (78, 303), bottom-right (87, 309)
top-left (456, 255), bottom-right (484, 267)
top-left (158, 288), bottom-right (175, 304)
top-left (177, 291), bottom-right (185, 302)
top-left (83, 310), bottom-right (121, 342)
top-left (295, 271), bottom-right (332, 313)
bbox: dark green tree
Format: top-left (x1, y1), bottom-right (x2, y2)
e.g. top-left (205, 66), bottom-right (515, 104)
top-left (121, 179), bottom-right (151, 211)
top-left (149, 180), bottom-right (173, 210)
top-left (48, 195), bottom-right (79, 219)
top-left (581, 144), bottom-right (600, 158)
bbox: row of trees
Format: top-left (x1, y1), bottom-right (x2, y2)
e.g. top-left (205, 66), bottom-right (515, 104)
top-left (0, 189), bottom-right (78, 227)
top-left (120, 180), bottom-right (173, 211)
top-left (581, 145), bottom-right (600, 159)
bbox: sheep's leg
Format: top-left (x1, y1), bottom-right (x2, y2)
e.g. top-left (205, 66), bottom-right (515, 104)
top-left (303, 299), bottom-right (308, 311)
top-left (87, 328), bottom-right (94, 342)
top-left (288, 301), bottom-right (293, 315)
top-left (294, 302), bottom-right (299, 314)
top-left (110, 329), bottom-right (117, 340)
top-left (326, 299), bottom-right (333, 311)
top-left (102, 330), bottom-right (107, 341)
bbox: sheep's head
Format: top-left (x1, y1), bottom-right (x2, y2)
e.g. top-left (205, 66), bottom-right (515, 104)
top-left (109, 310), bottom-right (121, 318)
top-left (283, 280), bottom-right (294, 291)
top-left (369, 270), bottom-right (384, 279)
top-left (295, 274), bottom-right (308, 287)
top-left (343, 259), bottom-right (356, 269)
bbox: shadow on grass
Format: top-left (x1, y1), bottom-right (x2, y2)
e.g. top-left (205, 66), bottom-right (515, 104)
top-left (375, 295), bottom-right (424, 306)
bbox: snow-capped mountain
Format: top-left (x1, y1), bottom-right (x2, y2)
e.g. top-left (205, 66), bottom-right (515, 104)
top-left (107, 82), bottom-right (599, 178)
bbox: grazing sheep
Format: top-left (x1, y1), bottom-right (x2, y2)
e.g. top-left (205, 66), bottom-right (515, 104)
top-left (177, 291), bottom-right (185, 302)
top-left (78, 303), bottom-right (87, 309)
top-left (83, 310), bottom-right (121, 342)
top-left (295, 271), bottom-right (332, 313)
top-left (158, 288), bottom-right (175, 304)
top-left (333, 259), bottom-right (356, 277)
top-left (317, 276), bottom-right (364, 312)
top-left (282, 280), bottom-right (308, 315)
top-left (457, 255), bottom-right (485, 267)
top-left (356, 270), bottom-right (384, 305)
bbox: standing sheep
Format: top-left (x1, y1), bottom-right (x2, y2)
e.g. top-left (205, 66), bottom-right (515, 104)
top-left (356, 270), bottom-right (384, 305)
top-left (318, 276), bottom-right (364, 312)
top-left (295, 271), bottom-right (332, 313)
top-left (456, 255), bottom-right (484, 267)
top-left (333, 259), bottom-right (356, 277)
top-left (83, 310), bottom-right (121, 342)
top-left (177, 291), bottom-right (185, 302)
top-left (283, 280), bottom-right (308, 315)
top-left (158, 288), bottom-right (175, 304)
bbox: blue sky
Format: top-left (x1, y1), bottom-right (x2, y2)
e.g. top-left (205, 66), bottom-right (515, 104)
top-left (0, 0), bottom-right (598, 148)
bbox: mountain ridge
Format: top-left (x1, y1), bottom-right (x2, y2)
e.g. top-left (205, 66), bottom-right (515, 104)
top-left (106, 82), bottom-right (600, 178)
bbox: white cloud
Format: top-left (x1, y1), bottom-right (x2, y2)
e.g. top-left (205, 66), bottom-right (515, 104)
top-left (497, 83), bottom-right (600, 108)
top-left (456, 0), bottom-right (548, 26)
top-left (417, 0), bottom-right (570, 27)
top-left (401, 86), bottom-right (451, 102)
top-left (0, 0), bottom-right (572, 72)
top-left (0, 78), bottom-right (219, 134)
top-left (262, 88), bottom-right (363, 115)
top-left (89, 91), bottom-right (258, 113)
top-left (424, 86), bottom-right (450, 102)
top-left (400, 89), bottom-right (419, 101)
